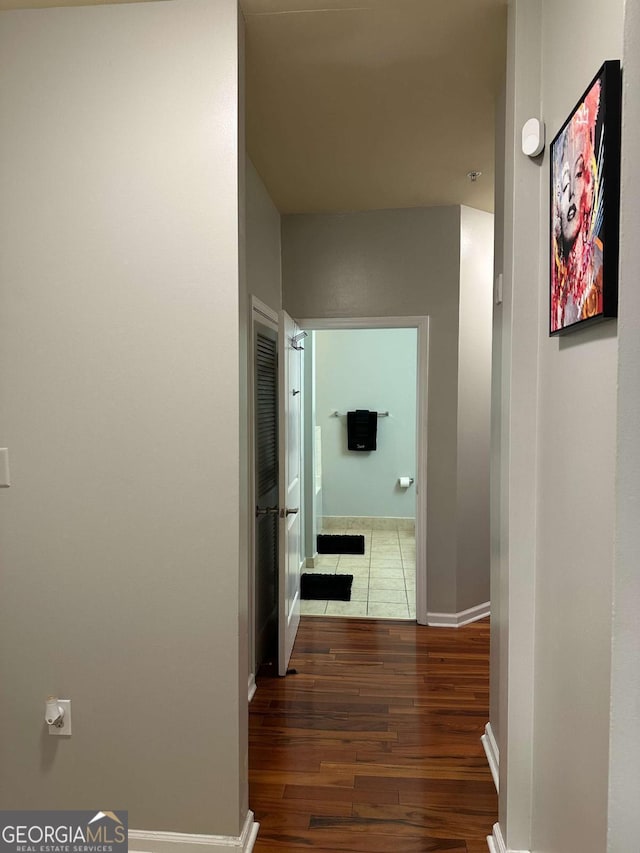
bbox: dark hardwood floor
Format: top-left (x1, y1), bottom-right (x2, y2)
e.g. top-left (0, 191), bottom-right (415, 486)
top-left (249, 616), bottom-right (496, 852)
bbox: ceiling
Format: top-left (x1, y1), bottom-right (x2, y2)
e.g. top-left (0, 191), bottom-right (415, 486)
top-left (243, 0), bottom-right (507, 213)
top-left (0, 0), bottom-right (507, 214)
top-left (0, 1), bottom-right (160, 7)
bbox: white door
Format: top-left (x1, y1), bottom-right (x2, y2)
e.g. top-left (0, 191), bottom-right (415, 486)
top-left (278, 311), bottom-right (302, 675)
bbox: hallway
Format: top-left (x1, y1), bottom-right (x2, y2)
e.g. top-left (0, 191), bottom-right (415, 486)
top-left (249, 616), bottom-right (496, 851)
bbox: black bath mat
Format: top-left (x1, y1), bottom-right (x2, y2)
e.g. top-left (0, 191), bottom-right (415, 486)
top-left (301, 573), bottom-right (353, 601)
top-left (317, 534), bottom-right (365, 555)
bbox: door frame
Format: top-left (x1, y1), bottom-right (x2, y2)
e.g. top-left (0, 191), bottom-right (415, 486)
top-left (297, 315), bottom-right (430, 625)
top-left (277, 311), bottom-right (303, 675)
top-left (249, 295), bottom-right (280, 699)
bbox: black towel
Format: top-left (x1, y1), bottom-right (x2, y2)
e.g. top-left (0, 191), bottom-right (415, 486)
top-left (317, 534), bottom-right (365, 554)
top-left (301, 573), bottom-right (354, 601)
top-left (347, 409), bottom-right (377, 451)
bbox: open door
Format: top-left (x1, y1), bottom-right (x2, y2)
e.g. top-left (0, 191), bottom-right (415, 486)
top-left (253, 319), bottom-right (279, 678)
top-left (278, 311), bottom-right (302, 675)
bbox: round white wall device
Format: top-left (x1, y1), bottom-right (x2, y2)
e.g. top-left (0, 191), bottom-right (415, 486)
top-left (522, 118), bottom-right (545, 157)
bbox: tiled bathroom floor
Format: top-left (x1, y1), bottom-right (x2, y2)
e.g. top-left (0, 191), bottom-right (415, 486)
top-left (301, 527), bottom-right (416, 620)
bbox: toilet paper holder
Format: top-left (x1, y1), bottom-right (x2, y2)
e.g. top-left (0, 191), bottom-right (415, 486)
top-left (398, 477), bottom-right (415, 488)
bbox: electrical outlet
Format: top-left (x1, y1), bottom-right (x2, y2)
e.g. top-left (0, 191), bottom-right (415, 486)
top-left (48, 699), bottom-right (72, 736)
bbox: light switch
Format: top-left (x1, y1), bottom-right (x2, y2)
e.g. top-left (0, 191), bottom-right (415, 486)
top-left (0, 449), bottom-right (9, 487)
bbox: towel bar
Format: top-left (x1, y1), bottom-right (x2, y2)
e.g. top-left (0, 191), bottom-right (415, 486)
top-left (332, 410), bottom-right (390, 418)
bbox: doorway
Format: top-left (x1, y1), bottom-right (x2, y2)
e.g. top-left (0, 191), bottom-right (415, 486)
top-left (298, 316), bottom-right (429, 625)
top-left (249, 309), bottom-right (429, 694)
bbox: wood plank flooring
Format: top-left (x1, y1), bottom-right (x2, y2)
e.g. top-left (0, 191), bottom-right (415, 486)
top-left (249, 616), bottom-right (496, 852)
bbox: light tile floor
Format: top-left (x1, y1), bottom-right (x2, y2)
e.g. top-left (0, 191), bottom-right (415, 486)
top-left (300, 527), bottom-right (416, 620)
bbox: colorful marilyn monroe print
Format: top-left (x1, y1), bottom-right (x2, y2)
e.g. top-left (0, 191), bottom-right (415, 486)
top-left (550, 61), bottom-right (621, 335)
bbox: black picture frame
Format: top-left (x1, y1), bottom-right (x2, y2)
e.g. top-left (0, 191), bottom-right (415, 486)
top-left (549, 59), bottom-right (622, 336)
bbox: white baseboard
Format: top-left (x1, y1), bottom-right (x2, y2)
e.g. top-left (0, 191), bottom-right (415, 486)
top-left (488, 823), bottom-right (506, 853)
top-left (481, 721), bottom-right (499, 793)
top-left (248, 673), bottom-right (257, 703)
top-left (130, 812), bottom-right (259, 853)
top-left (321, 515), bottom-right (415, 532)
top-left (305, 552), bottom-right (319, 568)
top-left (486, 822), bottom-right (529, 853)
top-left (427, 601), bottom-right (490, 628)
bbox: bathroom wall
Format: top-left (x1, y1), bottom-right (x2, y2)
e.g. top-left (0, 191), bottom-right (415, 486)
top-left (314, 328), bottom-right (417, 520)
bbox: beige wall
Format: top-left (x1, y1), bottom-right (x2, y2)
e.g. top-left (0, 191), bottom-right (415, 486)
top-left (246, 157), bottom-right (282, 314)
top-left (282, 206), bottom-right (493, 616)
top-left (237, 10), bottom-right (249, 826)
top-left (608, 0), bottom-right (640, 846)
top-left (282, 207), bottom-right (460, 613)
top-left (457, 206), bottom-right (493, 612)
top-left (495, 0), bottom-right (625, 850)
top-left (531, 2), bottom-right (623, 851)
top-left (489, 81), bottom-right (506, 746)
top-left (0, 0), bottom-right (247, 838)
top-left (495, 0), bottom-right (542, 839)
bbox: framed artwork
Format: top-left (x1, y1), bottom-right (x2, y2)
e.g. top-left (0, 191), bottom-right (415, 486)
top-left (550, 60), bottom-right (622, 336)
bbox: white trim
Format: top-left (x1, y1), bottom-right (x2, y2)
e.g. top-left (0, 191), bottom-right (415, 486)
top-left (130, 812), bottom-right (259, 853)
top-left (298, 315), bottom-right (422, 330)
top-left (486, 822), bottom-right (529, 853)
top-left (426, 601), bottom-right (490, 628)
top-left (297, 314), bottom-right (429, 625)
top-left (251, 294), bottom-right (278, 325)
top-left (487, 823), bottom-right (505, 853)
top-left (321, 515), bottom-right (415, 531)
top-left (481, 722), bottom-right (499, 792)
top-left (248, 673), bottom-right (257, 703)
